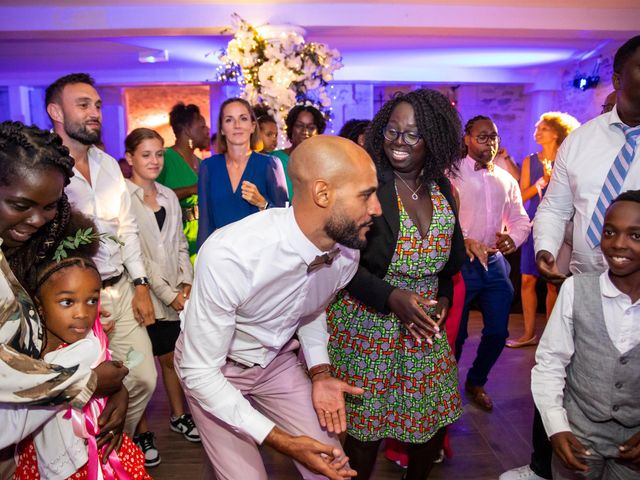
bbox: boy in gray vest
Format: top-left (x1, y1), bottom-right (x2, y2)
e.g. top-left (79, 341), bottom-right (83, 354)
top-left (531, 189), bottom-right (640, 480)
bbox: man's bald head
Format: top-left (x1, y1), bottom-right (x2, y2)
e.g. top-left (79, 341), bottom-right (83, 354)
top-left (288, 135), bottom-right (375, 195)
top-left (288, 135), bottom-right (381, 251)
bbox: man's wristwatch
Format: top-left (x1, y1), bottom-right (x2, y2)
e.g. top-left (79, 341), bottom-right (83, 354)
top-left (133, 277), bottom-right (150, 287)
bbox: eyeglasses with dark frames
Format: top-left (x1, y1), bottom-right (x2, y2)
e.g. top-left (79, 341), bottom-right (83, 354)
top-left (474, 134), bottom-right (500, 144)
top-left (382, 126), bottom-right (421, 146)
top-left (293, 122), bottom-right (318, 134)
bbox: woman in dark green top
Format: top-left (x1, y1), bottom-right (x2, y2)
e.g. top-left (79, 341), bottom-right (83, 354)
top-left (156, 103), bottom-right (210, 261)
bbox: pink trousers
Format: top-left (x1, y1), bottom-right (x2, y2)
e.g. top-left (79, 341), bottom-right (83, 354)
top-left (181, 342), bottom-right (342, 480)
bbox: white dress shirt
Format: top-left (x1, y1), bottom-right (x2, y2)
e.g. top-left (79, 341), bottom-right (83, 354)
top-left (174, 207), bottom-right (359, 444)
top-left (531, 273), bottom-right (640, 437)
top-left (65, 146), bottom-right (146, 281)
top-left (534, 107), bottom-right (640, 274)
top-left (456, 156), bottom-right (531, 248)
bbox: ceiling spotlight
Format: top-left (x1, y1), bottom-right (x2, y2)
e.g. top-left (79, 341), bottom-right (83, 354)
top-left (138, 50), bottom-right (169, 64)
top-left (572, 57), bottom-right (601, 91)
top-left (572, 74), bottom-right (599, 91)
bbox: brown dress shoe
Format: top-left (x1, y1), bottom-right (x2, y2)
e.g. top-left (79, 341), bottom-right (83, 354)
top-left (464, 381), bottom-right (493, 411)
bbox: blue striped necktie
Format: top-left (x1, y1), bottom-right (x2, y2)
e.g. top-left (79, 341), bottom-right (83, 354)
top-left (586, 123), bottom-right (640, 248)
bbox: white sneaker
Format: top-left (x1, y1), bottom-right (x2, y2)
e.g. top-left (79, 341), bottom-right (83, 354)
top-left (499, 465), bottom-right (546, 480)
top-left (170, 413), bottom-right (201, 442)
top-left (133, 431), bottom-right (161, 468)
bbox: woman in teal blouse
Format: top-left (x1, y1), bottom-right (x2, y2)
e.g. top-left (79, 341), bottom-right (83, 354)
top-left (271, 104), bottom-right (326, 199)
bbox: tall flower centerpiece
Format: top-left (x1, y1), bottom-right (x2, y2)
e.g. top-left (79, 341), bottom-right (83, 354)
top-left (217, 14), bottom-right (343, 143)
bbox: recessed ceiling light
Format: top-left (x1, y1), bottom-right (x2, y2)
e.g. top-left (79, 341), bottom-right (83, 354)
top-left (138, 49), bottom-right (169, 64)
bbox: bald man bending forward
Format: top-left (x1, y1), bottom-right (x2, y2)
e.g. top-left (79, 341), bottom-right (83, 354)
top-left (175, 136), bottom-right (382, 480)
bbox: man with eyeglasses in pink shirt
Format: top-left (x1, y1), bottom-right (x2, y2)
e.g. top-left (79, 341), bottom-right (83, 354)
top-left (453, 115), bottom-right (531, 412)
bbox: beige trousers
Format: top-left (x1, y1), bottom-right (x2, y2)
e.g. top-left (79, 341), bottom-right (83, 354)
top-left (100, 276), bottom-right (157, 435)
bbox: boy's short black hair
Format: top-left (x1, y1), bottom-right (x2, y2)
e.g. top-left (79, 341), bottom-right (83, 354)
top-left (610, 189), bottom-right (640, 207)
top-left (613, 35), bottom-right (640, 74)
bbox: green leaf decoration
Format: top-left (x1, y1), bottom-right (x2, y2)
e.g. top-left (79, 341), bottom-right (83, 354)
top-left (51, 228), bottom-right (124, 263)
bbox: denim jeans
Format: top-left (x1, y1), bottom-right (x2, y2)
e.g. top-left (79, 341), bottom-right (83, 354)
top-left (455, 254), bottom-right (514, 386)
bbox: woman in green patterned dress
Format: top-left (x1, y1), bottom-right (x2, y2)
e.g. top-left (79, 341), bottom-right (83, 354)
top-left (327, 89), bottom-right (466, 480)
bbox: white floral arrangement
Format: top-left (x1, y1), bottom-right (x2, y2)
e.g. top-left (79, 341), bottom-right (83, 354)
top-left (217, 14), bottom-right (343, 140)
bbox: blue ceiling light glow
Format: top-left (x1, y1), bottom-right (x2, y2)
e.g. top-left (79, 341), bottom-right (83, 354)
top-left (138, 49), bottom-right (169, 64)
top-left (343, 47), bottom-right (577, 69)
top-left (450, 49), bottom-right (575, 68)
top-left (122, 37), bottom-right (228, 64)
top-left (335, 46), bottom-right (578, 83)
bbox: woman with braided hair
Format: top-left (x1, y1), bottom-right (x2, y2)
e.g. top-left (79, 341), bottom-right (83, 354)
top-left (327, 89), bottom-right (466, 479)
top-left (0, 121), bottom-right (128, 477)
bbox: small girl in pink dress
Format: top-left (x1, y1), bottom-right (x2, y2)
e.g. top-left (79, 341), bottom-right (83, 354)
top-left (14, 239), bottom-right (151, 480)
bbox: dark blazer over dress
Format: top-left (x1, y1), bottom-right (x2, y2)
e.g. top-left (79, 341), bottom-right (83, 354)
top-left (346, 169), bottom-right (466, 312)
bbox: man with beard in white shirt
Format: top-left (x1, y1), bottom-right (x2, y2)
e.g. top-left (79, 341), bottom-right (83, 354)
top-left (175, 135), bottom-right (382, 480)
top-left (45, 73), bottom-right (157, 445)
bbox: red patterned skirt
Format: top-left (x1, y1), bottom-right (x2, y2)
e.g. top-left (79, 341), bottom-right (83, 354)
top-left (14, 434), bottom-right (151, 479)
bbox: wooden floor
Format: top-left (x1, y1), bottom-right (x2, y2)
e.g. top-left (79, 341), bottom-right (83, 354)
top-left (145, 311), bottom-right (544, 479)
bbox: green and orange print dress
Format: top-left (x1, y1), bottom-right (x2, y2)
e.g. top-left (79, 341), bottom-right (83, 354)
top-left (328, 184), bottom-right (462, 443)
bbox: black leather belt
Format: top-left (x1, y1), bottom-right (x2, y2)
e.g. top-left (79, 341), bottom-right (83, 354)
top-left (102, 273), bottom-right (123, 289)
